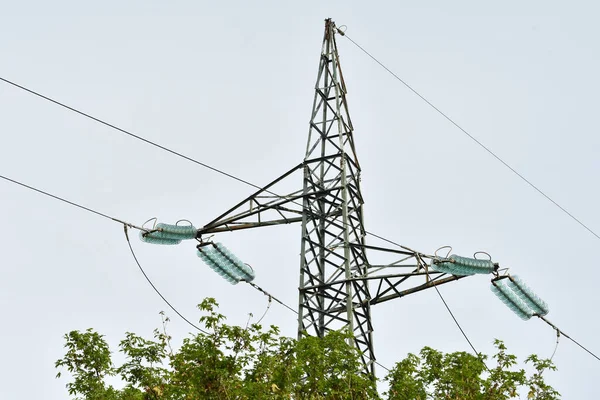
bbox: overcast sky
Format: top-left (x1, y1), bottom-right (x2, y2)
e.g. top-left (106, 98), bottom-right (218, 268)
top-left (1, 1), bottom-right (599, 398)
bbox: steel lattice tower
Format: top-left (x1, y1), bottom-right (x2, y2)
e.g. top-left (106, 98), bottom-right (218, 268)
top-left (197, 18), bottom-right (476, 376)
top-left (297, 19), bottom-right (374, 374)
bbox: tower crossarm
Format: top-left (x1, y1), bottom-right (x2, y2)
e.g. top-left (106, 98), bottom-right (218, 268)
top-left (360, 245), bottom-right (468, 305)
top-left (197, 163), bottom-right (306, 235)
top-left (197, 155), bottom-right (355, 236)
top-left (302, 243), bottom-right (467, 310)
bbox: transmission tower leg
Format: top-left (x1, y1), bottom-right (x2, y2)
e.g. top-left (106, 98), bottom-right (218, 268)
top-left (297, 18), bottom-right (375, 376)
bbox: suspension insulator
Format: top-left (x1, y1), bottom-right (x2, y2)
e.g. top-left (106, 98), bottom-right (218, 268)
top-left (431, 254), bottom-right (494, 276)
top-left (430, 261), bottom-right (474, 276)
top-left (153, 223), bottom-right (197, 240)
top-left (197, 246), bottom-right (240, 284)
top-left (139, 231), bottom-right (182, 245)
top-left (491, 280), bottom-right (533, 321)
top-left (449, 255), bottom-right (495, 274)
top-left (507, 275), bottom-right (549, 316)
top-left (214, 243), bottom-right (255, 282)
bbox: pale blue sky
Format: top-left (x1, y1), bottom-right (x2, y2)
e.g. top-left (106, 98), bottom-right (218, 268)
top-left (1, 1), bottom-right (599, 398)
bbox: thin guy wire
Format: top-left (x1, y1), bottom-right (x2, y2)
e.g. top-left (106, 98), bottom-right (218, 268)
top-left (536, 329), bottom-right (560, 379)
top-left (342, 34), bottom-right (600, 242)
top-left (0, 76), bottom-right (431, 250)
top-left (434, 286), bottom-right (490, 371)
top-left (549, 330), bottom-right (560, 362)
top-left (254, 296), bottom-right (272, 325)
top-left (124, 225), bottom-right (209, 334)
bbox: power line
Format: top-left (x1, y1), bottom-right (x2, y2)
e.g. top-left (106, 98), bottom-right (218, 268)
top-left (8, 160), bottom-right (581, 372)
top-left (0, 76), bottom-right (414, 250)
top-left (0, 173), bottom-right (150, 233)
top-left (537, 315), bottom-right (600, 362)
top-left (0, 77), bottom-right (263, 192)
top-left (2, 49), bottom-right (597, 254)
top-left (566, 335), bottom-right (600, 362)
top-left (0, 168), bottom-right (392, 367)
top-left (10, 161), bottom-right (586, 368)
top-left (5, 64), bottom-right (596, 371)
top-left (0, 171), bottom-right (292, 336)
top-left (0, 168), bottom-right (546, 373)
top-left (375, 361), bottom-right (390, 372)
top-left (125, 233), bottom-right (395, 371)
top-left (0, 173), bottom-right (113, 221)
top-left (245, 280), bottom-right (298, 315)
top-left (123, 225), bottom-right (209, 334)
top-left (342, 34), bottom-right (600, 242)
top-left (0, 171), bottom-right (210, 333)
top-left (0, 76), bottom-right (463, 373)
top-left (434, 286), bottom-right (490, 371)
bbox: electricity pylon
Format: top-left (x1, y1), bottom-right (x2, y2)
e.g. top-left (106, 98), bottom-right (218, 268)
top-left (197, 18), bottom-right (475, 376)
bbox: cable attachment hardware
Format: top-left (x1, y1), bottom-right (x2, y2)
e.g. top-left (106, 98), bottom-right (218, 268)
top-left (434, 245), bottom-right (453, 259)
top-left (142, 217), bottom-right (158, 229)
top-left (474, 251), bottom-right (491, 261)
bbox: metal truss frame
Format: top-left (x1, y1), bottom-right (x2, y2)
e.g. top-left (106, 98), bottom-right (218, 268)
top-left (196, 18), bottom-right (470, 377)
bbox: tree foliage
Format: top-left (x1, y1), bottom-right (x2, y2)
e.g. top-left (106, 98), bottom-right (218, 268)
top-left (55, 298), bottom-right (559, 399)
top-left (385, 340), bottom-right (559, 400)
